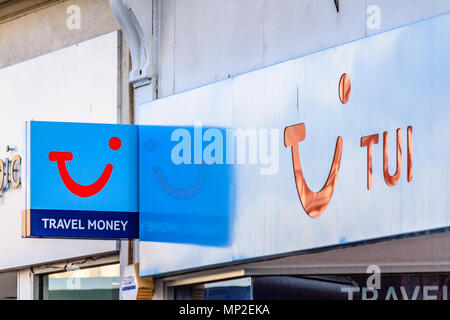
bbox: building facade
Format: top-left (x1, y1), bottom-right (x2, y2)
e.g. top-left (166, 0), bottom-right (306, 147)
top-left (0, 0), bottom-right (449, 300)
top-left (0, 0), bottom-right (131, 300)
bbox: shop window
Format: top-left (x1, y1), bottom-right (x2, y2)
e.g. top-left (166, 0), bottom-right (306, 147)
top-left (175, 278), bottom-right (252, 300)
top-left (41, 264), bottom-right (120, 300)
top-left (174, 276), bottom-right (353, 300)
top-left (173, 273), bottom-right (449, 300)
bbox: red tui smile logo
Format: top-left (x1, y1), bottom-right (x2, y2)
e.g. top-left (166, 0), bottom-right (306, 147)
top-left (49, 137), bottom-right (121, 198)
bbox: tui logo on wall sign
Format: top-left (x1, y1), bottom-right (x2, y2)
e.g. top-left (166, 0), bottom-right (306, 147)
top-left (285, 123), bottom-right (343, 218)
top-left (285, 74), bottom-right (413, 218)
top-left (23, 122), bottom-right (139, 239)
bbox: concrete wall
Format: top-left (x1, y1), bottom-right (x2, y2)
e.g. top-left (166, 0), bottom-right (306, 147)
top-left (0, 0), bottom-right (119, 68)
top-left (157, 0), bottom-right (450, 98)
top-left (0, 271), bottom-right (16, 300)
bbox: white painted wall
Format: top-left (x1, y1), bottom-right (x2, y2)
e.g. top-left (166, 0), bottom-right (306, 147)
top-left (0, 32), bottom-right (119, 271)
top-left (17, 269), bottom-right (34, 300)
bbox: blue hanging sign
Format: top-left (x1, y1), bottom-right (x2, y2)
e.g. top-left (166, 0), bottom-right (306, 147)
top-left (23, 121), bottom-right (139, 239)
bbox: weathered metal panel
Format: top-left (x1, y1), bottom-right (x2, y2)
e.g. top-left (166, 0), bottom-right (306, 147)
top-left (139, 13), bottom-right (450, 276)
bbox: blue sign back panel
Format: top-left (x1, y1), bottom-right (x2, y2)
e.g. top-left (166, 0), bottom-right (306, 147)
top-left (27, 121), bottom-right (139, 239)
top-left (139, 125), bottom-right (234, 246)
